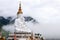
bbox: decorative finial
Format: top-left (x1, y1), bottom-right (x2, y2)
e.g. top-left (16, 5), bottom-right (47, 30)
top-left (17, 1), bottom-right (23, 15)
top-left (19, 1), bottom-right (21, 8)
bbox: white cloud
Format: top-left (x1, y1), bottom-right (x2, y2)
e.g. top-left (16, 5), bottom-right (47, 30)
top-left (21, 0), bottom-right (60, 38)
top-left (1, 0), bottom-right (60, 39)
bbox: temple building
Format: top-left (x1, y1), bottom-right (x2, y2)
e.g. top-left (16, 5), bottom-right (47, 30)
top-left (7, 1), bottom-right (43, 40)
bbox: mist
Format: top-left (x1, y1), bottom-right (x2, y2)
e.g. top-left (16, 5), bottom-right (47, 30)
top-left (2, 20), bottom-right (60, 39)
top-left (0, 0), bottom-right (60, 39)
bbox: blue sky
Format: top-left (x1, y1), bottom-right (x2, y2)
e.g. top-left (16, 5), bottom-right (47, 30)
top-left (1, 0), bottom-right (60, 39)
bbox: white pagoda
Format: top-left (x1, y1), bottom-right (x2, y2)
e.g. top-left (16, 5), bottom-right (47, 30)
top-left (7, 1), bottom-right (42, 40)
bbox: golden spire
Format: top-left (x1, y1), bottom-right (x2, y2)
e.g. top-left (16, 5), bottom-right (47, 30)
top-left (17, 1), bottom-right (23, 15)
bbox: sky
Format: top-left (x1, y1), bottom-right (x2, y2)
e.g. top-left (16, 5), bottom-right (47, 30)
top-left (1, 0), bottom-right (60, 39)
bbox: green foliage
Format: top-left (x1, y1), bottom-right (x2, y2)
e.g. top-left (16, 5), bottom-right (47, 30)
top-left (1, 30), bottom-right (10, 40)
top-left (0, 23), bottom-right (3, 32)
top-left (0, 29), bottom-right (10, 40)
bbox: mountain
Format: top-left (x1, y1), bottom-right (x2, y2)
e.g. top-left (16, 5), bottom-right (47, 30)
top-left (0, 16), bottom-right (38, 26)
top-left (0, 16), bottom-right (10, 25)
top-left (24, 16), bottom-right (38, 23)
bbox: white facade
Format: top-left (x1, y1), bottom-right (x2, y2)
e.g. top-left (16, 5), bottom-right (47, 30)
top-left (14, 14), bottom-right (31, 32)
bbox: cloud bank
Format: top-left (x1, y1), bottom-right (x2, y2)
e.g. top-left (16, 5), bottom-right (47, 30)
top-left (0, 0), bottom-right (60, 39)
